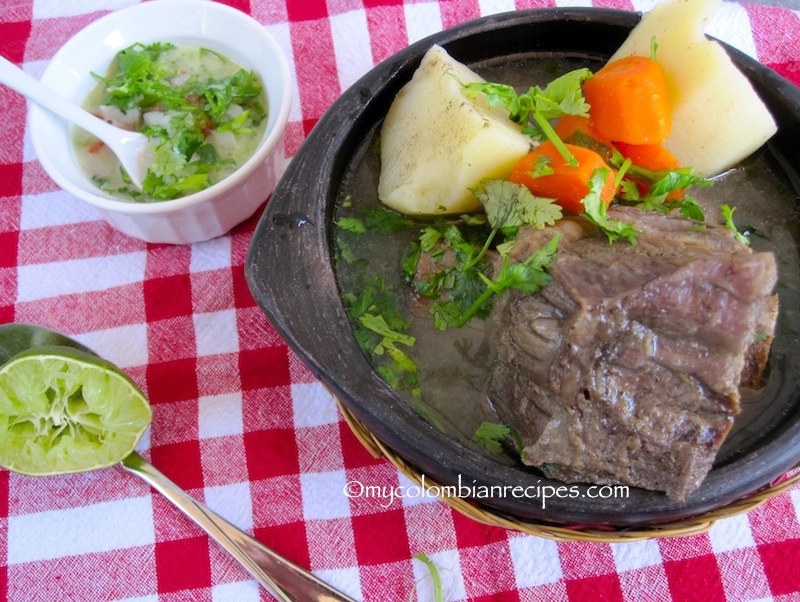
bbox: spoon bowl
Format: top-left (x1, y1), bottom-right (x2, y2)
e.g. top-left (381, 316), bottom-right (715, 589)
top-left (0, 55), bottom-right (152, 188)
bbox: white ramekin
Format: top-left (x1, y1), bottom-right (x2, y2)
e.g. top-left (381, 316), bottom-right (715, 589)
top-left (28, 0), bottom-right (292, 244)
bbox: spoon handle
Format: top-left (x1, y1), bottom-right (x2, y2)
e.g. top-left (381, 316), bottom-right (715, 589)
top-left (0, 54), bottom-right (117, 142)
top-left (121, 452), bottom-right (356, 602)
top-left (0, 53), bottom-right (151, 188)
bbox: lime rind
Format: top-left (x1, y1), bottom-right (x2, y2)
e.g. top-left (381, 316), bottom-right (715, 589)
top-left (0, 323), bottom-right (94, 365)
top-left (0, 346), bottom-right (152, 476)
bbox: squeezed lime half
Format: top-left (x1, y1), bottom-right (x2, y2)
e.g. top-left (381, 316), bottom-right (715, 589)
top-left (0, 346), bottom-right (152, 476)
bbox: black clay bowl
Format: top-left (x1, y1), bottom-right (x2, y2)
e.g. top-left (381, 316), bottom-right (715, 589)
top-left (246, 8), bottom-right (800, 528)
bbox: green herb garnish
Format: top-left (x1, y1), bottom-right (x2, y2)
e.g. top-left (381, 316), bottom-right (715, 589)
top-left (610, 149), bottom-right (710, 221)
top-left (336, 208), bottom-right (420, 394)
top-left (721, 204), bottom-right (750, 246)
top-left (91, 42), bottom-right (265, 201)
top-left (471, 421), bottom-right (524, 458)
top-left (473, 179), bottom-right (563, 233)
top-left (461, 68), bottom-right (593, 167)
top-left (360, 206), bottom-right (415, 233)
top-left (416, 180), bottom-right (561, 329)
top-left (581, 169), bottom-right (640, 244)
top-left (455, 234), bottom-right (559, 328)
top-left (413, 553), bottom-right (444, 602)
top-left (341, 276), bottom-right (419, 393)
top-left (337, 217), bottom-right (366, 234)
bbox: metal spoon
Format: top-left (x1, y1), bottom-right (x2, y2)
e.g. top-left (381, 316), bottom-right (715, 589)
top-left (0, 54), bottom-right (152, 188)
top-left (121, 452), bottom-right (356, 602)
top-left (0, 324), bottom-right (356, 602)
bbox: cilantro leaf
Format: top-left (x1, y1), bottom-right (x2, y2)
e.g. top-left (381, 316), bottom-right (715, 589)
top-left (403, 242), bottom-right (421, 281)
top-left (494, 235), bottom-right (558, 294)
top-left (581, 169), bottom-right (639, 244)
top-left (677, 196), bottom-right (706, 222)
top-left (198, 68), bottom-right (262, 120)
top-left (462, 68), bottom-right (591, 125)
top-left (721, 204), bottom-right (749, 246)
top-left (360, 206), bottom-right (415, 233)
top-left (610, 149), bottom-right (710, 221)
top-left (100, 43), bottom-right (188, 111)
top-left (337, 217), bottom-right (366, 234)
top-left (618, 178), bottom-right (641, 202)
top-left (419, 226), bottom-right (442, 253)
top-left (460, 68), bottom-right (592, 166)
top-left (217, 109), bottom-right (255, 135)
top-left (472, 421), bottom-right (511, 454)
top-left (143, 170), bottom-right (210, 200)
top-left (533, 68), bottom-right (593, 120)
top-left (421, 256), bottom-right (493, 330)
top-left (463, 81), bottom-right (526, 121)
top-left (455, 234), bottom-right (558, 327)
top-left (639, 168), bottom-right (709, 209)
top-left (416, 179), bottom-right (562, 330)
top-left (341, 276), bottom-right (418, 392)
top-left (471, 179), bottom-right (563, 231)
top-left (359, 313), bottom-right (418, 388)
top-left (360, 313), bottom-right (415, 351)
top-left (150, 142), bottom-right (186, 178)
top-left (472, 421), bottom-right (524, 457)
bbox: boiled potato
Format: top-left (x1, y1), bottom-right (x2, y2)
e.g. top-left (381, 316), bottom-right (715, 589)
top-left (610, 0), bottom-right (776, 176)
top-left (378, 45), bottom-right (531, 215)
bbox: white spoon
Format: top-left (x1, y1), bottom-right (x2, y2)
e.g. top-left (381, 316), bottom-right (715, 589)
top-left (0, 54), bottom-right (153, 188)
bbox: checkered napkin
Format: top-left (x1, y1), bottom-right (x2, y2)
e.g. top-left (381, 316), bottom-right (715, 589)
top-left (1, 1), bottom-right (800, 601)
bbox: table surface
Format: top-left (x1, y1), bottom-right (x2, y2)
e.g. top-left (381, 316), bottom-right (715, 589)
top-left (1, 0), bottom-right (800, 601)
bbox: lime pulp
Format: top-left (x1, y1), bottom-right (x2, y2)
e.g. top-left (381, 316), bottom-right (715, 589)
top-left (0, 346), bottom-right (152, 476)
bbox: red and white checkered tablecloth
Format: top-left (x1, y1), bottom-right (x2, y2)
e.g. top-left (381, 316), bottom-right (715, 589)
top-left (2, 0), bottom-right (800, 600)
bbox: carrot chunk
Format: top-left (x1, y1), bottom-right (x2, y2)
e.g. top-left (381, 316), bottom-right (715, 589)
top-left (510, 141), bottom-right (617, 215)
top-left (614, 141), bottom-right (680, 171)
top-left (583, 56), bottom-right (671, 145)
top-left (554, 115), bottom-right (614, 152)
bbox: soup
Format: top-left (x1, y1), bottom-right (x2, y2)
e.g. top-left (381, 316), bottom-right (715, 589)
top-left (74, 42), bottom-right (268, 202)
top-left (332, 53), bottom-right (800, 475)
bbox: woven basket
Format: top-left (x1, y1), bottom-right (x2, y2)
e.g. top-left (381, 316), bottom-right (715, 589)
top-left (337, 402), bottom-right (800, 543)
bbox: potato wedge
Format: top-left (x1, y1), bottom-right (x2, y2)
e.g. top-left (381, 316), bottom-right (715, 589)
top-left (378, 45), bottom-right (531, 215)
top-left (610, 0), bottom-right (776, 176)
